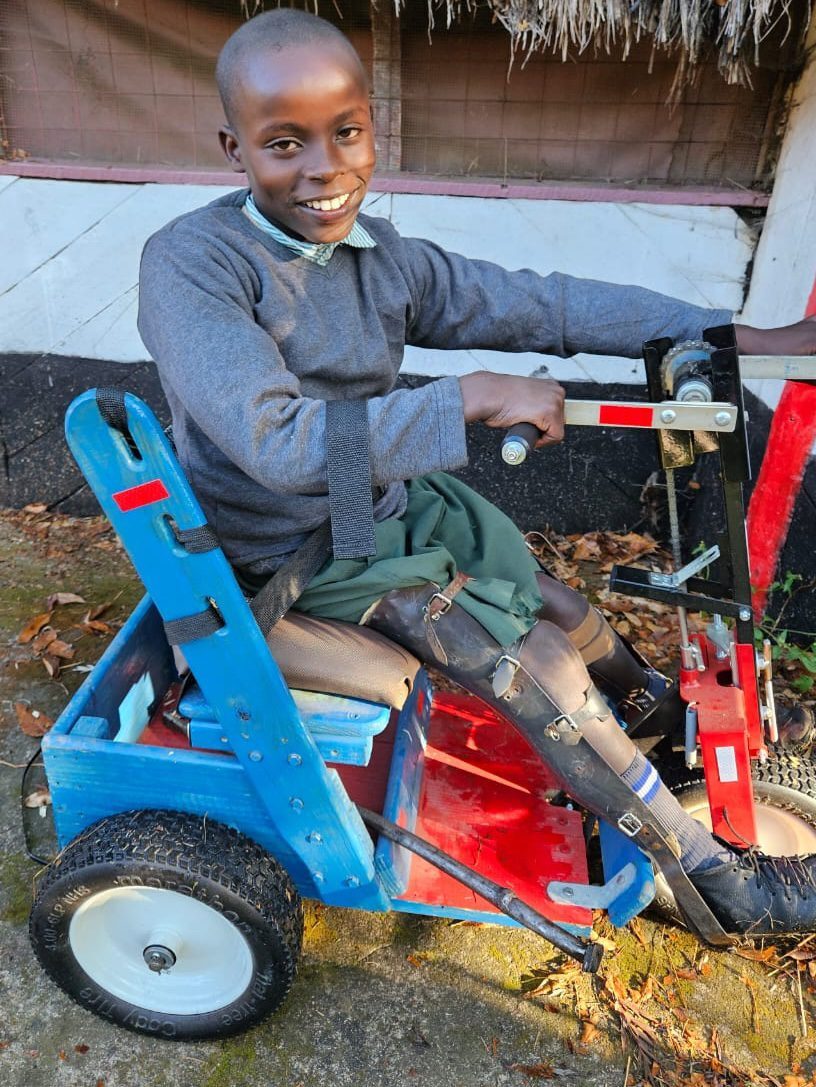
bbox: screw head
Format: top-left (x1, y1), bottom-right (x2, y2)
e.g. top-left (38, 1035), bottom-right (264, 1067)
top-left (237, 709), bottom-right (251, 721)
top-left (660, 408), bottom-right (677, 424)
top-left (714, 410), bottom-right (732, 427)
top-left (290, 797), bottom-right (304, 812)
top-left (287, 753), bottom-right (303, 766)
top-left (344, 876), bottom-right (360, 888)
top-left (738, 608), bottom-right (752, 622)
top-left (307, 831), bottom-right (323, 844)
top-left (248, 750), bottom-right (262, 762)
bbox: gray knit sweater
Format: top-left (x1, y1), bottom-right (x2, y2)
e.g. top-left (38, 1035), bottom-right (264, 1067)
top-left (137, 189), bottom-right (730, 573)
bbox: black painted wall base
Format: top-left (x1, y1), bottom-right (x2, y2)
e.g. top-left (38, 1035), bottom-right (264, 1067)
top-left (2, 353), bottom-right (815, 634)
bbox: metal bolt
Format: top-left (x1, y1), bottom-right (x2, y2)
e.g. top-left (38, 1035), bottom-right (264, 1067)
top-left (307, 831), bottom-right (323, 844)
top-left (287, 753), bottom-right (302, 766)
top-left (544, 723), bottom-right (560, 742)
top-left (313, 871), bottom-right (324, 882)
top-left (344, 876), bottom-right (360, 888)
top-left (143, 945), bottom-right (176, 973)
top-left (738, 608), bottom-right (752, 622)
top-left (660, 408), bottom-right (676, 424)
top-left (290, 797), bottom-right (304, 812)
top-left (714, 411), bottom-right (732, 427)
top-left (248, 750), bottom-right (262, 762)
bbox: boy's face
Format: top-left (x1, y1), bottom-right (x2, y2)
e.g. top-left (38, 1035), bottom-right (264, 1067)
top-left (220, 41), bottom-right (376, 244)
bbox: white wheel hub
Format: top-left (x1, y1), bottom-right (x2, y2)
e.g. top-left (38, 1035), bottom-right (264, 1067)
top-left (684, 796), bottom-right (816, 856)
top-left (69, 886), bottom-right (254, 1015)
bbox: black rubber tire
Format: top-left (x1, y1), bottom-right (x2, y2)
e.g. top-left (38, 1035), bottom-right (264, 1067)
top-left (652, 751), bottom-right (816, 923)
top-left (29, 809), bottom-right (303, 1040)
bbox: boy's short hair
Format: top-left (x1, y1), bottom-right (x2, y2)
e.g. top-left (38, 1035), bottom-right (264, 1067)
top-left (216, 9), bottom-right (356, 125)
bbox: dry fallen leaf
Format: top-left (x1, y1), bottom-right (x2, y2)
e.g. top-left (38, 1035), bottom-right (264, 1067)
top-left (23, 785), bottom-right (52, 809)
top-left (81, 617), bottom-right (113, 636)
top-left (578, 1020), bottom-right (600, 1046)
top-left (734, 945), bottom-right (777, 962)
top-left (30, 626), bottom-right (58, 655)
top-left (22, 502), bottom-right (48, 514)
top-left (74, 1044), bottom-right (89, 1055)
top-left (41, 655), bottom-right (61, 678)
top-left (509, 1061), bottom-right (555, 1080)
top-left (18, 611), bottom-right (53, 644)
top-left (13, 702), bottom-right (54, 737)
top-left (45, 591), bottom-right (86, 609)
top-left (48, 639), bottom-right (75, 661)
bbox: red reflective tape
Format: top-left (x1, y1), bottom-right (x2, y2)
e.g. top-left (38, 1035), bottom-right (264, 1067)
top-left (597, 404), bottom-right (654, 428)
top-left (112, 479), bottom-right (170, 512)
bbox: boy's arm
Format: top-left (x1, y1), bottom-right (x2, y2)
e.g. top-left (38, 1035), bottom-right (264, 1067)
top-left (400, 237), bottom-right (731, 359)
top-left (137, 235), bottom-right (468, 492)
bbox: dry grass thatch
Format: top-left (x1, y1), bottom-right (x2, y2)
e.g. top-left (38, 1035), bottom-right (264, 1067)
top-left (242, 0), bottom-right (810, 96)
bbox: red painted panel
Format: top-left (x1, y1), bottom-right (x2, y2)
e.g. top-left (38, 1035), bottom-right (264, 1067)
top-left (393, 693), bottom-right (591, 929)
top-left (680, 634), bottom-right (757, 847)
top-left (598, 404), bottom-right (654, 428)
top-left (112, 478), bottom-right (170, 512)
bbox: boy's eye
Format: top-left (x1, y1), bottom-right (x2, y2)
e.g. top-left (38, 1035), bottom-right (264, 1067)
top-left (337, 126), bottom-right (362, 140)
top-left (268, 138), bottom-right (301, 153)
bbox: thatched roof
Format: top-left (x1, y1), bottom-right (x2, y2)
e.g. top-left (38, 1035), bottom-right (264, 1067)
top-left (480, 0), bottom-right (805, 92)
top-left (242, 1), bottom-right (809, 92)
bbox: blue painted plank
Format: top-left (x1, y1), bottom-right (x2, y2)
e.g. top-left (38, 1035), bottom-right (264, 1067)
top-left (598, 818), bottom-right (655, 927)
top-left (187, 716), bottom-right (374, 766)
top-left (374, 673), bottom-right (432, 895)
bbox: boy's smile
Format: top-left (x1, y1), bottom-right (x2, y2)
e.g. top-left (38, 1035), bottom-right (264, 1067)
top-left (220, 41), bottom-right (376, 245)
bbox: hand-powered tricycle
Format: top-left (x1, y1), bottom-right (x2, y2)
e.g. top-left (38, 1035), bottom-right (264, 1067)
top-left (27, 326), bottom-right (816, 1039)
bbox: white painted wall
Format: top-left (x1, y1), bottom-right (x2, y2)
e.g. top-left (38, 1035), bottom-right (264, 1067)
top-left (740, 16), bottom-right (816, 412)
top-left (0, 175), bottom-right (755, 386)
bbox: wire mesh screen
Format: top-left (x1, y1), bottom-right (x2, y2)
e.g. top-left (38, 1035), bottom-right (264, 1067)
top-left (0, 0), bottom-right (796, 188)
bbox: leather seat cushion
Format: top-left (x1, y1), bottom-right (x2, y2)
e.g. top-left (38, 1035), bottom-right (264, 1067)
top-left (266, 611), bottom-right (421, 710)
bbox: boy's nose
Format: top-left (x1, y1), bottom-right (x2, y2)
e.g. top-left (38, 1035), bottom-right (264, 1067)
top-left (304, 141), bottom-right (344, 182)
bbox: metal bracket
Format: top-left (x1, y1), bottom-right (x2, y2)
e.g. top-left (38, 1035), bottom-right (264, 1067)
top-left (548, 862), bottom-right (637, 910)
top-left (648, 545), bottom-right (720, 590)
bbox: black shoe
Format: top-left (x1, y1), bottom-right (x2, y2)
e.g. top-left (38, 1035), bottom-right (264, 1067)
top-left (688, 849), bottom-right (816, 935)
top-left (776, 703), bottom-right (816, 755)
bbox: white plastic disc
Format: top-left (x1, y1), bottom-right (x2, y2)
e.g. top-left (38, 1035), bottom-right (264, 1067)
top-left (69, 886), bottom-right (255, 1015)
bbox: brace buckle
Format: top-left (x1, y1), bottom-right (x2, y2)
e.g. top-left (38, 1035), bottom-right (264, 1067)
top-left (425, 591), bottom-right (453, 621)
top-left (491, 654), bottom-right (521, 699)
top-left (617, 812), bottom-right (643, 838)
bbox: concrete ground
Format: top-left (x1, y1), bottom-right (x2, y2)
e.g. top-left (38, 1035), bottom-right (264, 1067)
top-left (2, 506), bottom-right (816, 1087)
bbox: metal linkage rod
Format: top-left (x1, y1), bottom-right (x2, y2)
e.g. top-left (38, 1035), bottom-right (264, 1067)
top-left (357, 805), bottom-right (603, 973)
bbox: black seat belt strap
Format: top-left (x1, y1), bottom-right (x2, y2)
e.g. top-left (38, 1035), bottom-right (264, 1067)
top-left (325, 398), bottom-right (377, 560)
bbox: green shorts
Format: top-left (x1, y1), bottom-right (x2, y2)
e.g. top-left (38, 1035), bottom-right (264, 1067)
top-left (293, 472), bottom-right (543, 647)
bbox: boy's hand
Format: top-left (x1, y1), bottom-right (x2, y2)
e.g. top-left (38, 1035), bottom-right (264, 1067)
top-left (735, 317), bottom-right (816, 357)
top-left (459, 373), bottom-right (566, 447)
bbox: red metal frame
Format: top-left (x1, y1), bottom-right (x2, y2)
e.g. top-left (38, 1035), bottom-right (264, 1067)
top-left (680, 634), bottom-right (759, 846)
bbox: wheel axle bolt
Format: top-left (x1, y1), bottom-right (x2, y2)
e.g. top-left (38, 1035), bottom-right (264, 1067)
top-left (660, 409), bottom-right (676, 424)
top-left (143, 944), bottom-right (176, 973)
top-left (714, 411), bottom-right (732, 427)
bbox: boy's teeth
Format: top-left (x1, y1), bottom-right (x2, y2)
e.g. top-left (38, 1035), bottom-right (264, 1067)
top-left (303, 193), bottom-right (350, 212)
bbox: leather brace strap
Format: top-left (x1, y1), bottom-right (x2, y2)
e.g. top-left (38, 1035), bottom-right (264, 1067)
top-left (325, 398), bottom-right (376, 560)
top-left (425, 572), bottom-right (472, 620)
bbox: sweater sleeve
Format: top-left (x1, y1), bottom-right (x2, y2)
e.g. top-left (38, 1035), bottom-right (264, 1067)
top-left (137, 229), bottom-right (468, 496)
top-left (400, 236), bottom-right (732, 358)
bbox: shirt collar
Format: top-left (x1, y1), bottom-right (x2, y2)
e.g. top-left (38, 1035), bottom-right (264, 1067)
top-left (242, 192), bottom-right (376, 266)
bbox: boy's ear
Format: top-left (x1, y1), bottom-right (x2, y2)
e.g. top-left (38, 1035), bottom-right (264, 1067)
top-left (219, 125), bottom-right (246, 173)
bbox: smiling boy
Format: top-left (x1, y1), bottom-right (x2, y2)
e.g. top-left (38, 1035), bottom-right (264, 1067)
top-left (138, 8), bottom-right (816, 936)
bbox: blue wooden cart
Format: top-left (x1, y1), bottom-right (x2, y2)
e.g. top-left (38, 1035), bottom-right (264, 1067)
top-left (27, 388), bottom-right (663, 1040)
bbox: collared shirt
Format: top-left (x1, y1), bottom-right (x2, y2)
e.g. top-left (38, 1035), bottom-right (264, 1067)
top-left (242, 192), bottom-right (376, 266)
